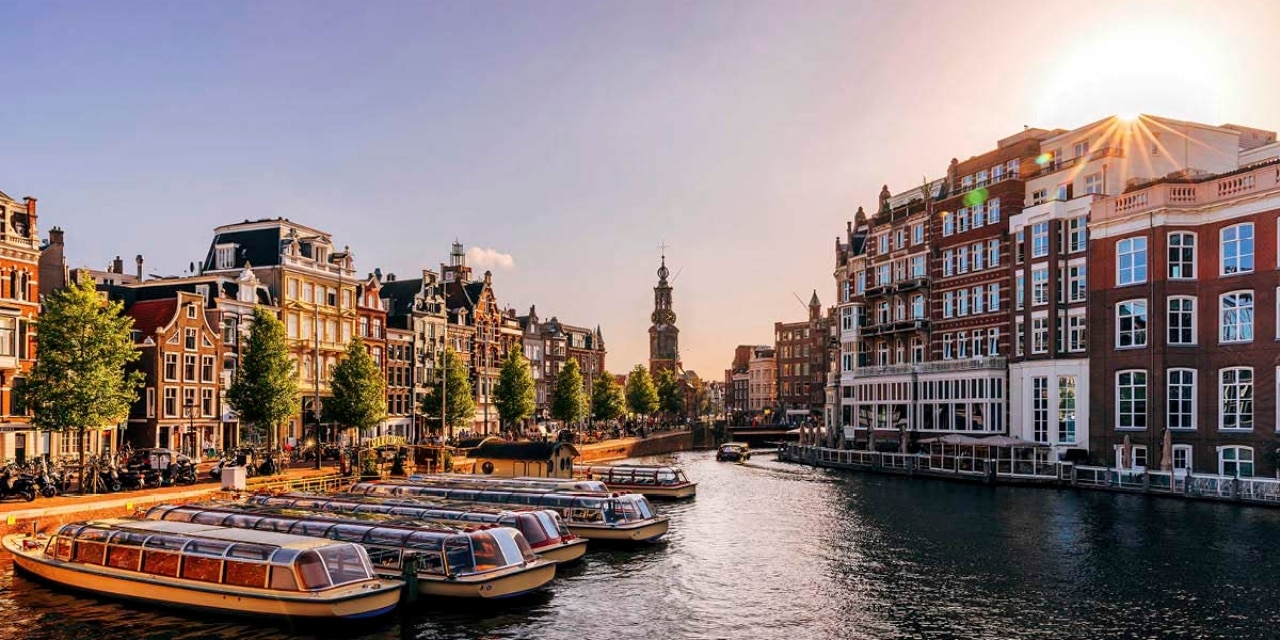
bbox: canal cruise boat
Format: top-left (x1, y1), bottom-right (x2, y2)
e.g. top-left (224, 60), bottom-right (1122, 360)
top-left (573, 464), bottom-right (697, 499)
top-left (2, 519), bottom-right (401, 620)
top-left (143, 503), bottom-right (557, 599)
top-left (405, 474), bottom-right (609, 492)
top-left (246, 492), bottom-right (588, 564)
top-left (716, 442), bottom-right (751, 462)
top-left (349, 481), bottom-right (670, 543)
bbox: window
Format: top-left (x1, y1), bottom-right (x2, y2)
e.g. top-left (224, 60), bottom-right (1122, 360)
top-left (1117, 300), bottom-right (1148, 348)
top-left (146, 388), bottom-right (155, 419)
top-left (855, 271), bottom-right (865, 294)
top-left (1015, 320), bottom-right (1025, 357)
top-left (911, 295), bottom-right (924, 319)
top-left (943, 251), bottom-right (954, 277)
top-left (1220, 446), bottom-right (1254, 477)
top-left (201, 356), bottom-right (215, 383)
top-left (1221, 223), bottom-right (1254, 275)
top-left (1116, 370), bottom-right (1147, 430)
top-left (1032, 189), bottom-right (1048, 206)
top-left (877, 265), bottom-right (890, 286)
top-left (1084, 172), bottom-right (1104, 195)
top-left (972, 286), bottom-right (985, 314)
top-left (1067, 217), bottom-right (1087, 253)
top-left (215, 245), bottom-right (236, 270)
top-left (989, 198), bottom-right (1001, 223)
top-left (942, 333), bottom-right (953, 359)
top-left (1220, 291), bottom-right (1254, 343)
top-left (1117, 237), bottom-right (1148, 286)
top-left (1032, 222), bottom-right (1050, 258)
top-left (1007, 159), bottom-right (1020, 178)
top-left (1172, 445), bottom-right (1192, 473)
top-left (1067, 315), bottom-right (1087, 352)
top-left (988, 284), bottom-right (1000, 312)
top-left (988, 239), bottom-right (999, 267)
top-left (1067, 264), bottom-right (1086, 302)
top-left (957, 331), bottom-right (969, 358)
top-left (877, 235), bottom-right (889, 255)
top-left (1058, 376), bottom-right (1077, 444)
top-left (958, 290), bottom-right (969, 316)
top-left (911, 338), bottom-right (924, 363)
top-left (941, 292), bottom-right (953, 319)
top-left (302, 283), bottom-right (314, 303)
top-left (912, 224), bottom-right (924, 245)
top-left (222, 317), bottom-right (237, 345)
top-left (163, 388), bottom-right (177, 418)
top-left (943, 214), bottom-right (955, 237)
top-left (163, 354), bottom-right (178, 381)
top-left (1032, 317), bottom-right (1048, 354)
top-left (1168, 232), bottom-right (1196, 279)
top-left (911, 256), bottom-right (925, 278)
top-left (1220, 367), bottom-right (1253, 431)
top-left (988, 328), bottom-right (999, 355)
top-left (1032, 267), bottom-right (1049, 306)
top-left (973, 203), bottom-right (986, 228)
top-left (1074, 140), bottom-right (1090, 159)
top-left (957, 247), bottom-right (969, 274)
top-left (286, 314), bottom-right (298, 338)
top-left (183, 355), bottom-right (197, 382)
top-left (1168, 296), bottom-right (1196, 345)
top-left (896, 229), bottom-right (906, 250)
top-left (1033, 377), bottom-right (1049, 443)
top-left (201, 388), bottom-right (215, 417)
top-left (1016, 229), bottom-right (1026, 264)
top-left (1015, 273), bottom-right (1025, 310)
top-left (1168, 369), bottom-right (1195, 430)
top-left (359, 317), bottom-right (369, 337)
top-left (184, 328), bottom-right (197, 351)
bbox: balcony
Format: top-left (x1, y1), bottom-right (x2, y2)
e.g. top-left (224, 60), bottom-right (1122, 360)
top-left (1094, 160), bottom-right (1280, 223)
top-left (850, 356), bottom-right (1006, 379)
top-left (894, 277), bottom-right (928, 293)
top-left (862, 318), bottom-right (929, 337)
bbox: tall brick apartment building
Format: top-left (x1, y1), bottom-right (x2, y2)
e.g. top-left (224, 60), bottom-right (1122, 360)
top-left (775, 292), bottom-right (829, 425)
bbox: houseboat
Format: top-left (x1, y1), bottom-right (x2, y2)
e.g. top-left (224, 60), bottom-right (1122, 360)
top-left (716, 442), bottom-right (751, 462)
top-left (143, 503), bottom-right (557, 599)
top-left (403, 474), bottom-right (609, 493)
top-left (246, 493), bottom-right (588, 564)
top-left (574, 464), bottom-right (697, 499)
top-left (3, 519), bottom-right (401, 620)
top-left (348, 482), bottom-right (670, 543)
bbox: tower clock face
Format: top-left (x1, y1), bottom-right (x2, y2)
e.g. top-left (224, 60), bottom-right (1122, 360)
top-left (651, 309), bottom-right (676, 325)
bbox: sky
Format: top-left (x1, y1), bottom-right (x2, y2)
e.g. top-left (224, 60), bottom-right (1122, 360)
top-left (4, 0), bottom-right (1279, 377)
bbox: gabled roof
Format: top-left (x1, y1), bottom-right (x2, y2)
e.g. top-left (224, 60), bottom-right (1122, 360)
top-left (379, 278), bottom-right (425, 316)
top-left (202, 227), bottom-right (283, 272)
top-left (127, 299), bottom-right (178, 338)
top-left (446, 281), bottom-right (487, 312)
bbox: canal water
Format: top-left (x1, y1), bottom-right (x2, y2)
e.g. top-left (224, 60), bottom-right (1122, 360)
top-left (3, 450), bottom-right (1280, 639)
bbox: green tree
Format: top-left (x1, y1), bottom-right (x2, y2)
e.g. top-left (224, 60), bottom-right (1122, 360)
top-left (654, 368), bottom-right (685, 423)
top-left (228, 306), bottom-right (299, 447)
top-left (551, 358), bottom-right (586, 427)
top-left (625, 364), bottom-right (658, 417)
top-left (421, 347), bottom-right (476, 435)
top-left (591, 370), bottom-right (626, 424)
top-left (326, 336), bottom-right (386, 445)
top-left (493, 348), bottom-right (536, 434)
top-left (23, 278), bottom-right (145, 478)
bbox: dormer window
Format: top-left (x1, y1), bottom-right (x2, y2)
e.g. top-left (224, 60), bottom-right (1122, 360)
top-left (215, 244), bottom-right (237, 270)
top-left (314, 245), bottom-right (328, 263)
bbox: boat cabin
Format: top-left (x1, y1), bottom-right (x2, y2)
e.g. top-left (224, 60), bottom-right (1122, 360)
top-left (348, 482), bottom-right (657, 526)
top-left (468, 439), bottom-right (580, 478)
top-left (576, 465), bottom-right (689, 487)
top-left (406, 473), bottom-right (607, 492)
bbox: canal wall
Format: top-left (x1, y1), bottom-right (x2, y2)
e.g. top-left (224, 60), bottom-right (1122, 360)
top-left (780, 444), bottom-right (1280, 509)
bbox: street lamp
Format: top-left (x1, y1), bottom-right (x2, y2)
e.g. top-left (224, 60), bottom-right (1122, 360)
top-left (182, 399), bottom-right (196, 458)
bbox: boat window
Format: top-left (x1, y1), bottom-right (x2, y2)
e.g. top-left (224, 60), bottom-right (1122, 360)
top-left (512, 513), bottom-right (548, 545)
top-left (72, 530), bottom-right (109, 565)
top-left (575, 497), bottom-right (604, 510)
top-left (157, 507), bottom-right (196, 522)
top-left (223, 514), bottom-right (264, 529)
top-left (444, 536), bottom-right (475, 575)
top-left (295, 551), bottom-right (331, 590)
top-left (105, 545), bottom-right (142, 571)
top-left (227, 543), bottom-right (272, 561)
top-left (404, 531), bottom-right (444, 552)
top-left (269, 565), bottom-right (299, 591)
top-left (365, 528), bottom-right (411, 547)
top-left (269, 548), bottom-right (300, 564)
top-left (540, 495), bottom-right (574, 508)
top-left (318, 545), bottom-right (371, 586)
top-left (676, 471), bottom-right (689, 483)
top-left (184, 539), bottom-right (232, 557)
top-left (223, 560), bottom-right (268, 588)
top-left (534, 511), bottom-right (569, 538)
top-left (470, 532), bottom-right (505, 571)
top-left (501, 492), bottom-right (536, 506)
top-left (365, 546), bottom-right (402, 569)
top-left (292, 498), bottom-right (327, 509)
top-left (257, 517), bottom-right (296, 533)
top-left (329, 524), bottom-right (372, 543)
top-left (657, 470), bottom-right (677, 484)
top-left (181, 554), bottom-right (224, 583)
top-left (417, 550), bottom-right (446, 575)
top-left (55, 524), bottom-right (83, 539)
top-left (142, 551), bottom-right (180, 577)
top-left (512, 531), bottom-right (538, 562)
top-left (109, 531), bottom-right (148, 547)
top-left (191, 512), bottom-right (230, 526)
top-left (49, 536), bottom-right (72, 560)
top-left (290, 521), bottom-right (336, 538)
top-left (143, 535), bottom-right (186, 551)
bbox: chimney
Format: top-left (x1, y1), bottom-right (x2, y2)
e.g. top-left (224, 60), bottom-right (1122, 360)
top-left (48, 226), bottom-right (64, 246)
top-left (135, 254), bottom-right (144, 280)
top-left (387, 273), bottom-right (396, 282)
top-left (112, 256), bottom-right (124, 274)
top-left (23, 197), bottom-right (36, 216)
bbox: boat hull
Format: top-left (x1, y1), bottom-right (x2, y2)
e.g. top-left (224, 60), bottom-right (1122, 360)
top-left (567, 517), bottom-right (670, 542)
top-left (413, 560), bottom-right (557, 599)
top-left (538, 538), bottom-right (588, 564)
top-left (602, 482), bottom-right (697, 499)
top-left (3, 536), bottom-right (400, 620)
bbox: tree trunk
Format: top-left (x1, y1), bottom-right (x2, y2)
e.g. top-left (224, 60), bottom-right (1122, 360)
top-left (77, 427), bottom-right (87, 494)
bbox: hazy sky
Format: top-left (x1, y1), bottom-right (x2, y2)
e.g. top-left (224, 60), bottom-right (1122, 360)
top-left (5, 0), bottom-right (1279, 376)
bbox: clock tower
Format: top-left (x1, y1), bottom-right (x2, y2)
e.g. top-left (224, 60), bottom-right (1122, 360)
top-left (648, 251), bottom-right (680, 374)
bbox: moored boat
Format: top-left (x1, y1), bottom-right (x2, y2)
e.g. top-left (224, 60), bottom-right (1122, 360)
top-left (246, 492), bottom-right (588, 564)
top-left (404, 473), bottom-right (609, 492)
top-left (3, 519), bottom-right (401, 620)
top-left (349, 481), bottom-right (670, 543)
top-left (574, 464), bottom-right (697, 499)
top-left (144, 503), bottom-right (557, 599)
top-left (716, 442), bottom-right (751, 462)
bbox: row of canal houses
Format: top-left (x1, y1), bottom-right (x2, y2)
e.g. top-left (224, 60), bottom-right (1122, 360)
top-left (0, 210), bottom-right (606, 463)
top-left (831, 114), bottom-right (1280, 478)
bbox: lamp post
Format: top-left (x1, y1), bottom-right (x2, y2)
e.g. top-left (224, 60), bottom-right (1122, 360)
top-left (182, 399), bottom-right (196, 459)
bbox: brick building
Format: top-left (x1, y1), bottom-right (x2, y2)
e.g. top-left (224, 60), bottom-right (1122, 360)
top-left (0, 191), bottom-right (40, 462)
top-left (775, 292), bottom-right (829, 425)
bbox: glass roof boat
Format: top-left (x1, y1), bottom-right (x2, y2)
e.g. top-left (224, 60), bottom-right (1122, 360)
top-left (573, 464), bottom-right (698, 499)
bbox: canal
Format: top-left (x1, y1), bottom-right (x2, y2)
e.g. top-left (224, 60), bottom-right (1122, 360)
top-left (3, 450), bottom-right (1280, 639)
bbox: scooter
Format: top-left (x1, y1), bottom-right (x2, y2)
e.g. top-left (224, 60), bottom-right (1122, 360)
top-left (31, 459), bottom-right (59, 498)
top-left (0, 465), bottom-right (37, 502)
top-left (171, 457), bottom-right (198, 486)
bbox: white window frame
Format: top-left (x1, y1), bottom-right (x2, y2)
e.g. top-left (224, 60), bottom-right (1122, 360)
top-left (1116, 236), bottom-right (1148, 286)
top-left (1067, 314), bottom-right (1087, 352)
top-left (1031, 266), bottom-right (1049, 306)
top-left (1167, 296), bottom-right (1196, 346)
top-left (1116, 299), bottom-right (1148, 349)
top-left (1032, 317), bottom-right (1048, 354)
top-left (1167, 368), bottom-right (1196, 431)
top-left (1031, 222), bottom-right (1050, 258)
top-left (1219, 290), bottom-right (1254, 343)
top-left (1172, 444), bottom-right (1193, 474)
top-left (1220, 223), bottom-right (1254, 276)
top-left (1219, 445), bottom-right (1254, 478)
top-left (1219, 367), bottom-right (1253, 431)
top-left (1058, 375), bottom-right (1077, 444)
top-left (1067, 263), bottom-right (1087, 303)
top-left (1068, 216), bottom-right (1087, 253)
top-left (1116, 369), bottom-right (1147, 431)
top-left (1168, 231), bottom-right (1196, 280)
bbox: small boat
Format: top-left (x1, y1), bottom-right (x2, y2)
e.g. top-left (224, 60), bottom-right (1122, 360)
top-left (403, 474), bottom-right (608, 493)
top-left (246, 492), bottom-right (588, 564)
top-left (349, 481), bottom-right (670, 543)
top-left (144, 503), bottom-right (557, 599)
top-left (574, 464), bottom-right (697, 499)
top-left (716, 443), bottom-right (751, 462)
top-left (3, 519), bottom-right (401, 620)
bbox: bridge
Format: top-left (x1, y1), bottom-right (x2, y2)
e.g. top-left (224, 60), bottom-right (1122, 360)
top-left (725, 426), bottom-right (800, 447)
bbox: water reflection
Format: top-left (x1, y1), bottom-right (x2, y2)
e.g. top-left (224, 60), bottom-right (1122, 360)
top-left (3, 452), bottom-right (1280, 639)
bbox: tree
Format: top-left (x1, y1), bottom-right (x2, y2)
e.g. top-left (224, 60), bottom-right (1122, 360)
top-left (625, 364), bottom-right (658, 418)
top-left (326, 336), bottom-right (386, 445)
top-left (654, 368), bottom-right (685, 423)
top-left (493, 348), bottom-right (536, 435)
top-left (591, 370), bottom-right (626, 424)
top-left (550, 358), bottom-right (586, 427)
top-left (23, 278), bottom-right (144, 479)
top-left (228, 306), bottom-right (299, 447)
top-left (421, 347), bottom-right (476, 436)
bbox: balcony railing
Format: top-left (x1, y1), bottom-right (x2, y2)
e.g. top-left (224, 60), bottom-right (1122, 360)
top-left (1097, 161), bottom-right (1280, 222)
top-left (915, 356), bottom-right (1006, 373)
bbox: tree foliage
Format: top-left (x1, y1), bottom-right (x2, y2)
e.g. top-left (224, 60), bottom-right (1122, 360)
top-left (550, 358), bottom-right (586, 426)
top-left (625, 364), bottom-right (658, 417)
top-left (228, 306), bottom-right (299, 445)
top-left (591, 370), bottom-right (626, 424)
top-left (421, 347), bottom-right (476, 433)
top-left (326, 336), bottom-right (386, 436)
top-left (654, 367), bottom-right (685, 420)
top-left (493, 348), bottom-right (536, 432)
top-left (24, 278), bottom-right (144, 468)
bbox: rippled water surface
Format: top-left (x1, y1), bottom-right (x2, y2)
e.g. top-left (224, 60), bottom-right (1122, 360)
top-left (4, 451), bottom-right (1280, 639)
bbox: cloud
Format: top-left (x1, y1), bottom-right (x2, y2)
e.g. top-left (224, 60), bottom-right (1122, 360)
top-left (466, 246), bottom-right (515, 270)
